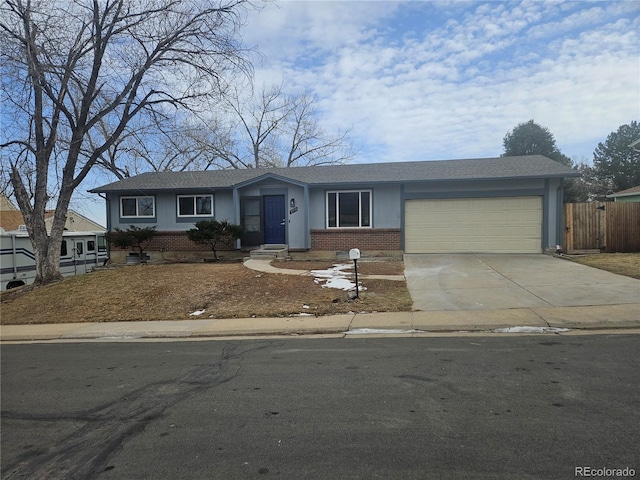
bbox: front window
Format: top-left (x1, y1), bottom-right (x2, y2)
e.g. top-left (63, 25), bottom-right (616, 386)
top-left (326, 190), bottom-right (371, 228)
top-left (121, 196), bottom-right (155, 218)
top-left (177, 195), bottom-right (213, 217)
top-left (242, 197), bottom-right (261, 232)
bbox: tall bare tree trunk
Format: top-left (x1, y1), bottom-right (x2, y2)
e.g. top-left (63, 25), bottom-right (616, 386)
top-left (10, 164), bottom-right (69, 285)
top-left (2, 0), bottom-right (251, 286)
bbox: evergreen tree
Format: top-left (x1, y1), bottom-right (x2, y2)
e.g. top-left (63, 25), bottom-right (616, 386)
top-left (502, 120), bottom-right (585, 201)
top-left (502, 120), bottom-right (571, 166)
top-left (590, 121), bottom-right (640, 199)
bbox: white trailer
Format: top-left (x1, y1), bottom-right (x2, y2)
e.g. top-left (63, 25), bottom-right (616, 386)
top-left (0, 231), bottom-right (108, 291)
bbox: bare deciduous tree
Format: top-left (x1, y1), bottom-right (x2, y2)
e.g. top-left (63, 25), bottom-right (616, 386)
top-left (91, 114), bottom-right (224, 179)
top-left (213, 84), bottom-right (356, 169)
top-left (0, 0), bottom-right (252, 286)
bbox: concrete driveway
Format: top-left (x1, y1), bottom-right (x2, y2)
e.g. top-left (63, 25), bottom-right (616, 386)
top-left (404, 254), bottom-right (640, 311)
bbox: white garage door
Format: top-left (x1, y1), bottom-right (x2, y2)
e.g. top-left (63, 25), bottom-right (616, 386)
top-left (405, 196), bottom-right (542, 253)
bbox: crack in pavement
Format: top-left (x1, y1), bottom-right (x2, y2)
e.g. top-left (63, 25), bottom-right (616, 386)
top-left (475, 255), bottom-right (555, 308)
top-left (1, 342), bottom-right (279, 480)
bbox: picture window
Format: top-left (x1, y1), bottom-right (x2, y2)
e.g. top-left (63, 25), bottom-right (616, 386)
top-left (326, 191), bottom-right (371, 228)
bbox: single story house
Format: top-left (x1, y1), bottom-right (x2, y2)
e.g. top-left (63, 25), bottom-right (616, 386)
top-left (90, 155), bottom-right (578, 258)
top-left (606, 186), bottom-right (640, 203)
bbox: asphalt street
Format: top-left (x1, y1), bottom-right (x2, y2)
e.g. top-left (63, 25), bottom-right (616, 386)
top-left (1, 336), bottom-right (638, 480)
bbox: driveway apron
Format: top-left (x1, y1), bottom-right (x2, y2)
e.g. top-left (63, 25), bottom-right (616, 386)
top-left (403, 254), bottom-right (640, 311)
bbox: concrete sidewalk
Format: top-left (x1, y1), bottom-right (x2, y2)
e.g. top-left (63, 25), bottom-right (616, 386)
top-left (2, 258), bottom-right (638, 342)
top-left (2, 303), bottom-right (639, 342)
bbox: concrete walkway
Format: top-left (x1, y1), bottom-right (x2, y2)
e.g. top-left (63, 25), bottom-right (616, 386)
top-left (243, 258), bottom-right (405, 281)
top-left (2, 258), bottom-right (638, 343)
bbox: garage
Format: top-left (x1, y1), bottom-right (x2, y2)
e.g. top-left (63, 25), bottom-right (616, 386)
top-left (404, 196), bottom-right (543, 253)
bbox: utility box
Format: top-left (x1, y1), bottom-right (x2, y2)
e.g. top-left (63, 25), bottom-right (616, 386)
top-left (349, 248), bottom-right (361, 260)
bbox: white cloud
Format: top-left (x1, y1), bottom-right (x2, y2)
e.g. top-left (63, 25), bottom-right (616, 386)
top-left (76, 0), bottom-right (640, 226)
top-left (245, 1), bottom-right (639, 162)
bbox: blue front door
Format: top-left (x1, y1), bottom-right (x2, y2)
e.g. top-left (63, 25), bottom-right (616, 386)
top-left (264, 195), bottom-right (286, 244)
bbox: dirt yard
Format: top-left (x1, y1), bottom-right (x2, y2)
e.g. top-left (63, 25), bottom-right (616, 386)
top-left (0, 260), bottom-right (411, 325)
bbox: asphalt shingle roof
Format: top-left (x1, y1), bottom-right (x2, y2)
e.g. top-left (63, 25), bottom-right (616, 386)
top-left (90, 155), bottom-right (579, 193)
top-left (607, 185), bottom-right (640, 197)
top-left (0, 210), bottom-right (26, 231)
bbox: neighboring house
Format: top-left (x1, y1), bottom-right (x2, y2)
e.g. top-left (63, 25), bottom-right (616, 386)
top-left (0, 194), bottom-right (18, 211)
top-left (90, 155), bottom-right (579, 257)
top-left (44, 210), bottom-right (105, 233)
top-left (606, 186), bottom-right (640, 203)
top-left (0, 195), bottom-right (105, 234)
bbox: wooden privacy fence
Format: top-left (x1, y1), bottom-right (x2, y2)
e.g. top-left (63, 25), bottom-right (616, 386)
top-left (564, 202), bottom-right (640, 253)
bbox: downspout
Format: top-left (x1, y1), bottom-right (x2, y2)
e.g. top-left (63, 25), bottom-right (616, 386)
top-left (557, 179), bottom-right (564, 249)
top-left (400, 183), bottom-right (405, 252)
top-left (303, 185), bottom-right (310, 249)
top-left (543, 179), bottom-right (550, 252)
top-left (98, 193), bottom-right (111, 231)
top-left (99, 193), bottom-right (111, 261)
top-left (233, 187), bottom-right (241, 250)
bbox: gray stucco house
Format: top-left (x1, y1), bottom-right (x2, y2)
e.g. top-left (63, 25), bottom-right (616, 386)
top-left (90, 155), bottom-right (578, 258)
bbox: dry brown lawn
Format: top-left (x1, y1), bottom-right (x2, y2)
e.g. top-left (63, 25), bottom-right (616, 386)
top-left (0, 260), bottom-right (411, 325)
top-left (567, 253), bottom-right (640, 280)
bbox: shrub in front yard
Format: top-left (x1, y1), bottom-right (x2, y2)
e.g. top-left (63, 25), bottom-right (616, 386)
top-left (186, 220), bottom-right (243, 261)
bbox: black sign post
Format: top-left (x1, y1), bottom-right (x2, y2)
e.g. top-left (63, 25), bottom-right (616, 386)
top-left (349, 248), bottom-right (361, 299)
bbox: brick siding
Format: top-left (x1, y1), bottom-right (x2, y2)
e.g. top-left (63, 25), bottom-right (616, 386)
top-left (310, 228), bottom-right (401, 251)
top-left (109, 229), bottom-right (402, 256)
top-left (108, 231), bottom-right (235, 253)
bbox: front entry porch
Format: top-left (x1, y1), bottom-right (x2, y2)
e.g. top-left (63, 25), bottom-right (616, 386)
top-left (248, 244), bottom-right (289, 260)
top-left (240, 195), bottom-right (287, 248)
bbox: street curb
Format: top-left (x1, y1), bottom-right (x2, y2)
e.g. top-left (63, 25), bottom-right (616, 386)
top-left (2, 306), bottom-right (639, 343)
top-left (3, 327), bottom-right (640, 343)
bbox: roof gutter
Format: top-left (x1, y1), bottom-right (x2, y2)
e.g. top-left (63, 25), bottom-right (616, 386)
top-left (606, 191), bottom-right (640, 199)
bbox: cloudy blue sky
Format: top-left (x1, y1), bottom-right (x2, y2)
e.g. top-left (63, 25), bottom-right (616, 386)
top-left (242, 0), bottom-right (639, 163)
top-left (78, 0), bottom-right (638, 224)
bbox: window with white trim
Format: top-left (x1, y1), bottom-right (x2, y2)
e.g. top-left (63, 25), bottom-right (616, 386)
top-left (177, 195), bottom-right (213, 217)
top-left (120, 196), bottom-right (155, 218)
top-left (326, 190), bottom-right (371, 228)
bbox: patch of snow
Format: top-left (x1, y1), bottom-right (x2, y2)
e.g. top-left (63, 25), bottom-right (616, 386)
top-left (310, 264), bottom-right (366, 291)
top-left (101, 335), bottom-right (140, 339)
top-left (324, 277), bottom-right (358, 290)
top-left (310, 264), bottom-right (352, 278)
top-left (303, 305), bottom-right (310, 309)
top-left (493, 326), bottom-right (570, 333)
top-left (345, 328), bottom-right (424, 335)
top-left (289, 313), bottom-right (314, 317)
top-left (189, 309), bottom-right (206, 316)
